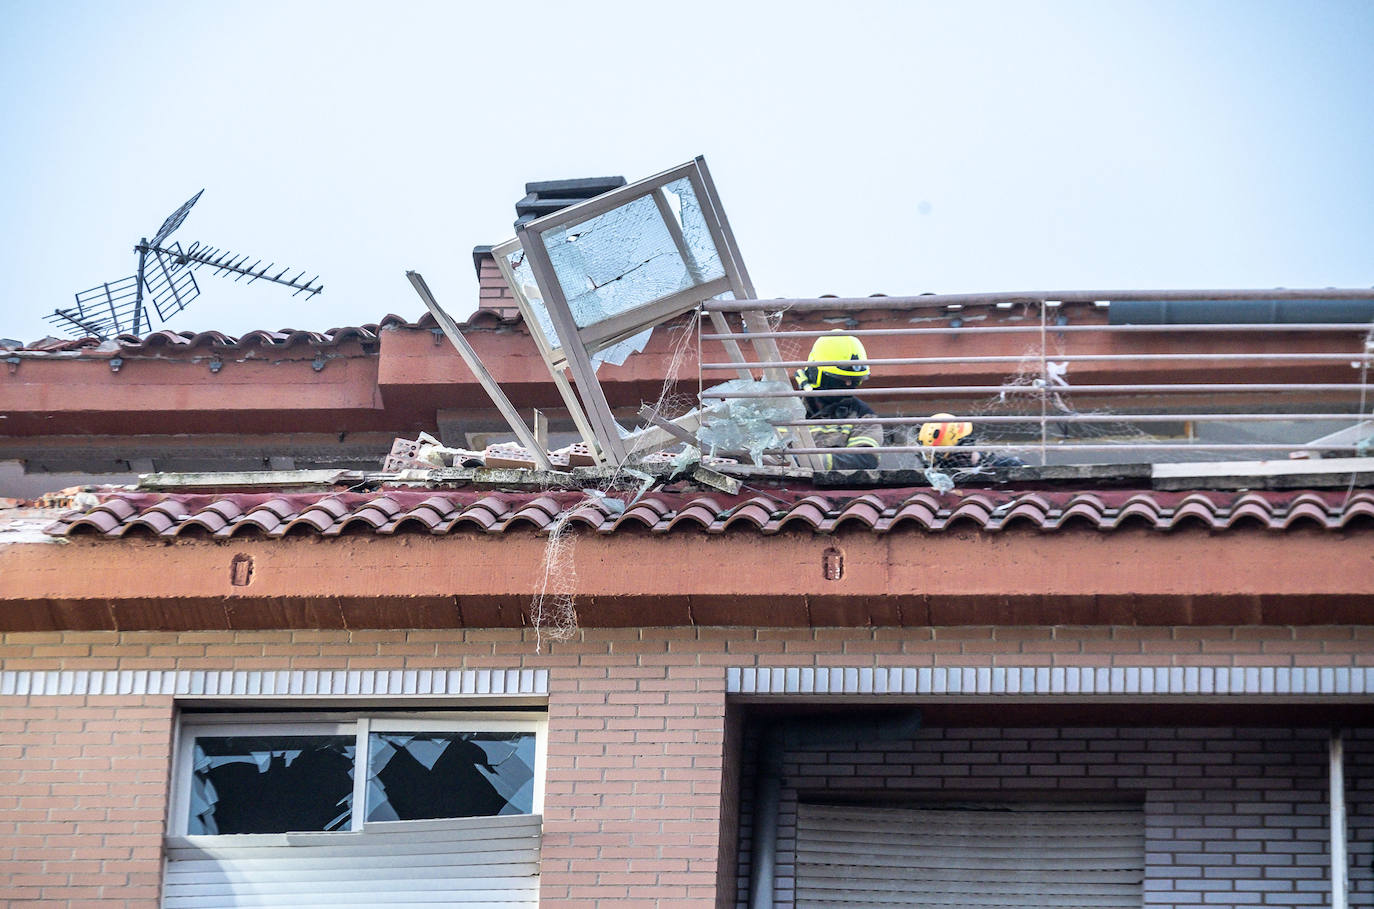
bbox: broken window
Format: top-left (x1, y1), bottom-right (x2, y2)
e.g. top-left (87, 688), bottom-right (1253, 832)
top-left (538, 177), bottom-right (725, 333)
top-left (366, 730), bottom-right (536, 822)
top-left (491, 158), bottom-right (755, 464)
top-left (171, 714), bottom-right (545, 837)
top-left (188, 734), bottom-right (355, 835)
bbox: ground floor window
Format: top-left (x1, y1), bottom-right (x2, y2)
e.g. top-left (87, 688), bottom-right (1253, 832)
top-left (171, 712), bottom-right (544, 836)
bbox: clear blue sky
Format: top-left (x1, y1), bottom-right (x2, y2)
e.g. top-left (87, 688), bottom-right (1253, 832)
top-left (1, 0), bottom-right (1371, 343)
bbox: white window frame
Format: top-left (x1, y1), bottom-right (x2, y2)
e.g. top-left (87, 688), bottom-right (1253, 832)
top-left (169, 711), bottom-right (547, 837)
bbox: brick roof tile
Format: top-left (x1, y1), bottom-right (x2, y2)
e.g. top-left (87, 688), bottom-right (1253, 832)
top-left (16, 312), bottom-right (529, 354)
top-left (43, 486), bottom-right (1374, 541)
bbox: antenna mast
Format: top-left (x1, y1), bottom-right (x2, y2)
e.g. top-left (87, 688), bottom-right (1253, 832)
top-left (50, 190), bottom-right (324, 339)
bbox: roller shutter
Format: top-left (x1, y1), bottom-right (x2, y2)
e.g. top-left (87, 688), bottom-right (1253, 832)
top-left (162, 813), bottom-right (540, 908)
top-left (795, 803), bottom-right (1144, 908)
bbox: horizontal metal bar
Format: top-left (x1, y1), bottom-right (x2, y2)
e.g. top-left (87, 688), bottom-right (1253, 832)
top-left (700, 322), bottom-right (1374, 341)
top-left (704, 288), bottom-right (1374, 313)
top-left (775, 413), bottom-right (1372, 426)
top-left (703, 351), bottom-right (1371, 370)
top-left (768, 442), bottom-right (1371, 455)
top-left (704, 383), bottom-right (1373, 399)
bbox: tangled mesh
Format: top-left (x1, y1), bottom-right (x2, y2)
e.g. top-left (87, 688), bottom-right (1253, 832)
top-left (529, 511), bottom-right (578, 649)
top-left (873, 304), bottom-right (1226, 487)
top-left (528, 312), bottom-right (702, 651)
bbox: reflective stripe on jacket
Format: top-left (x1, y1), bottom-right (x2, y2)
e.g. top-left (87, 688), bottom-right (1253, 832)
top-left (805, 395), bottom-right (883, 470)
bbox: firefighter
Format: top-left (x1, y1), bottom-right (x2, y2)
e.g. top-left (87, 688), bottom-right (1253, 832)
top-left (794, 334), bottom-right (883, 470)
top-left (918, 413), bottom-right (1025, 470)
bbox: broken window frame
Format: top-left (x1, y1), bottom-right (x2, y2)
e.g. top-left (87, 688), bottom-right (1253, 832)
top-left (491, 157), bottom-right (761, 464)
top-left (168, 711), bottom-right (547, 837)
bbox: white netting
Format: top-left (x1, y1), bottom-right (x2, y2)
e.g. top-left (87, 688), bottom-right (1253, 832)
top-left (886, 326), bottom-right (1179, 485)
top-left (529, 511), bottom-right (578, 648)
top-left (528, 312), bottom-right (702, 651)
top-left (968, 336), bottom-right (1158, 461)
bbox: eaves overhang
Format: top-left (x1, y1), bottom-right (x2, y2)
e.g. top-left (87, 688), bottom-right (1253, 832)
top-left (3, 486), bottom-right (1372, 633)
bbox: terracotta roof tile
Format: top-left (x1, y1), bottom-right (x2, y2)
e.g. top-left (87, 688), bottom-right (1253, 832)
top-left (888, 496), bottom-right (941, 530)
top-left (613, 497), bottom-right (676, 531)
top-left (663, 500), bottom-right (722, 532)
top-left (44, 487), bottom-right (1374, 541)
top-left (16, 312), bottom-right (528, 354)
top-left (720, 497), bottom-right (779, 532)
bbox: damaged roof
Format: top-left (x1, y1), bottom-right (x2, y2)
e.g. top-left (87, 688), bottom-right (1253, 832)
top-left (45, 487), bottom-right (1374, 539)
top-left (1, 311), bottom-right (525, 354)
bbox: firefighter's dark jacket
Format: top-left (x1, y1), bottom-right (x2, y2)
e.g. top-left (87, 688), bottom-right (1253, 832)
top-left (803, 394), bottom-right (884, 470)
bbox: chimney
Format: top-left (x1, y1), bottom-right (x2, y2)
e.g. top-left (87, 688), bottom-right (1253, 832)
top-left (471, 246), bottom-right (520, 320)
top-left (513, 176), bottom-right (627, 228)
top-left (471, 175), bottom-right (627, 320)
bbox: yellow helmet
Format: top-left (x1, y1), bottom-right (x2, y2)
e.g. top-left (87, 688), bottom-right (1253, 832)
top-left (918, 414), bottom-right (973, 447)
top-left (795, 334), bottom-right (870, 389)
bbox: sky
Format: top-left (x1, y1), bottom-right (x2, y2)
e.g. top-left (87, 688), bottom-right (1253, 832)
top-left (1, 0), bottom-right (1371, 344)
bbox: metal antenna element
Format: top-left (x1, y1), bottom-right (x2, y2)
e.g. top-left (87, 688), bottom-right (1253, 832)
top-left (49, 189), bottom-right (325, 339)
top-left (171, 241), bottom-right (323, 298)
top-left (150, 189), bottom-right (204, 248)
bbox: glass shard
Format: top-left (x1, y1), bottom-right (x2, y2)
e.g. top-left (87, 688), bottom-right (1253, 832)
top-left (923, 468), bottom-right (956, 493)
top-left (188, 735), bottom-right (356, 835)
top-left (366, 731), bottom-right (536, 822)
top-left (506, 249), bottom-right (561, 351)
top-left (698, 379), bottom-right (804, 466)
top-left (661, 177), bottom-right (725, 285)
top-left (592, 326), bottom-right (653, 369)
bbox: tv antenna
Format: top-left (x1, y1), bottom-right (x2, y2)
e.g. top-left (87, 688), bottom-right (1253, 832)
top-left (49, 189), bottom-right (325, 338)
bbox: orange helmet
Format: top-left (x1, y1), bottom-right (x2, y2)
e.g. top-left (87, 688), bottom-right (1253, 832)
top-left (918, 414), bottom-right (973, 447)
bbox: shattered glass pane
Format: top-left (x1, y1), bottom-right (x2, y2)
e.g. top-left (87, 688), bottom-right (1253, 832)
top-left (538, 185), bottom-right (723, 331)
top-left (592, 326), bottom-right (653, 369)
top-left (698, 379), bottom-right (805, 466)
top-left (670, 445), bottom-right (702, 472)
top-left (506, 248), bottom-right (562, 351)
top-left (661, 178), bottom-right (725, 284)
top-left (366, 731), bottom-right (535, 822)
top-left (188, 735), bottom-right (356, 835)
top-left (506, 248), bottom-right (651, 370)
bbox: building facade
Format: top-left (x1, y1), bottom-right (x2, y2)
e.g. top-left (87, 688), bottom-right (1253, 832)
top-left (3, 484), bottom-right (1372, 907)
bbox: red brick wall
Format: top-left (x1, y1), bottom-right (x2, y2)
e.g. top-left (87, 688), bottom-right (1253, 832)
top-left (476, 254), bottom-right (519, 319)
top-left (1, 625), bottom-right (1370, 908)
top-left (1, 696), bottom-right (171, 908)
top-left (538, 628), bottom-right (728, 906)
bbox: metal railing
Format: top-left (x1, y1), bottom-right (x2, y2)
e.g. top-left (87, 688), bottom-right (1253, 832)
top-left (697, 289), bottom-right (1374, 468)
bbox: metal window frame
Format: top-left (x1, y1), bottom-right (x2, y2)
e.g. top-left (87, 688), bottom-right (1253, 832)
top-left (492, 157), bottom-right (760, 464)
top-left (170, 711), bottom-right (547, 837)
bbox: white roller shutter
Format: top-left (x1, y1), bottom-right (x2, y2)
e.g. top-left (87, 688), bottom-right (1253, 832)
top-left (795, 803), bottom-right (1144, 909)
top-left (162, 813), bottom-right (541, 908)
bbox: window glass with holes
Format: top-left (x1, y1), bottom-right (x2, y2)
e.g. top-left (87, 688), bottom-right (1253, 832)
top-left (170, 713), bottom-right (545, 836)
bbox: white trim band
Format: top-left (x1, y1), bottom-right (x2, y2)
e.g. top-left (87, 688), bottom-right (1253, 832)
top-left (0, 667), bottom-right (548, 698)
top-left (728, 665), bottom-right (1374, 696)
